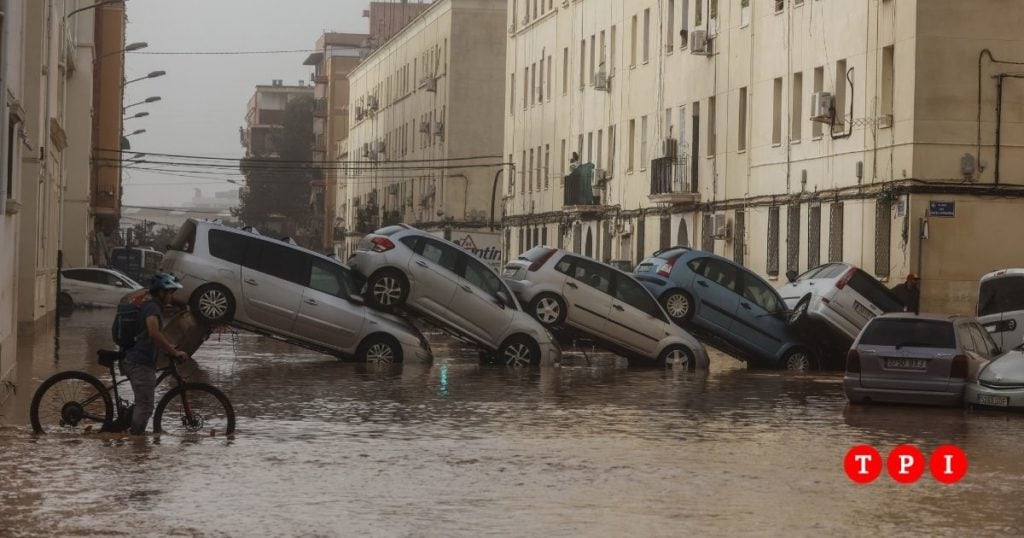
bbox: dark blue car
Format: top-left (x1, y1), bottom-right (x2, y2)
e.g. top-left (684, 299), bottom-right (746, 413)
top-left (634, 247), bottom-right (817, 370)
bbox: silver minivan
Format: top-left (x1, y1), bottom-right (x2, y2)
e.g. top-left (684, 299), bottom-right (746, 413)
top-left (977, 268), bottom-right (1024, 351)
top-left (162, 219), bottom-right (431, 364)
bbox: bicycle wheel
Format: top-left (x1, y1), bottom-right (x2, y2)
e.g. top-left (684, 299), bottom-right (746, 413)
top-left (30, 371), bottom-right (113, 434)
top-left (153, 383), bottom-right (235, 436)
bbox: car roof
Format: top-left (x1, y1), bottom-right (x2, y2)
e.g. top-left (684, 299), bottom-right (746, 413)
top-left (980, 268), bottom-right (1024, 281)
top-left (187, 218), bottom-right (351, 269)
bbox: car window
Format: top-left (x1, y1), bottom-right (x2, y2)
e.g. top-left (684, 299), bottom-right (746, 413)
top-left (614, 274), bottom-right (665, 320)
top-left (804, 264), bottom-right (847, 280)
top-left (63, 269), bottom-right (90, 282)
top-left (168, 220), bottom-right (196, 253)
top-left (208, 229), bottom-right (247, 264)
top-left (978, 276), bottom-right (1024, 317)
top-left (420, 239), bottom-right (459, 273)
top-left (957, 324), bottom-right (978, 353)
top-left (739, 272), bottom-right (782, 313)
top-left (554, 256), bottom-right (574, 275)
top-left (245, 240), bottom-right (311, 286)
top-left (969, 323), bottom-right (1000, 355)
top-left (697, 259), bottom-right (739, 292)
top-left (848, 270), bottom-right (904, 312)
top-left (399, 235), bottom-right (420, 250)
top-left (101, 272), bottom-right (126, 287)
top-left (686, 257), bottom-right (706, 274)
top-left (859, 319), bottom-right (956, 348)
top-left (463, 257), bottom-right (502, 297)
top-left (571, 258), bottom-right (613, 294)
top-left (308, 258), bottom-right (350, 297)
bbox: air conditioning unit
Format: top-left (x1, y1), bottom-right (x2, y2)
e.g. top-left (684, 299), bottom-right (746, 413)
top-left (433, 121), bottom-right (445, 137)
top-left (361, 142), bottom-right (371, 157)
top-left (424, 77), bottom-right (437, 92)
top-left (621, 220), bottom-right (633, 236)
top-left (367, 95), bottom-right (379, 110)
top-left (811, 91), bottom-right (834, 123)
top-left (663, 138), bottom-right (679, 159)
top-left (419, 121), bottom-right (431, 134)
top-left (594, 71), bottom-right (610, 91)
top-left (690, 30), bottom-right (712, 55)
top-left (375, 141), bottom-right (386, 154)
top-left (712, 214), bottom-right (731, 240)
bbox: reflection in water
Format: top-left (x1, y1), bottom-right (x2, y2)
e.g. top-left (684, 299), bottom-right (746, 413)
top-left (2, 310), bottom-right (1024, 536)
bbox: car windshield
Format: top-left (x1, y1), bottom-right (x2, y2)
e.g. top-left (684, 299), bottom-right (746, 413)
top-left (798, 264), bottom-right (846, 281)
top-left (848, 270), bottom-right (904, 313)
top-left (859, 319), bottom-right (956, 349)
top-left (978, 276), bottom-right (1024, 317)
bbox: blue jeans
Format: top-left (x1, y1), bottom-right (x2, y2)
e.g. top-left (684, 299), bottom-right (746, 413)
top-left (122, 358), bottom-right (156, 434)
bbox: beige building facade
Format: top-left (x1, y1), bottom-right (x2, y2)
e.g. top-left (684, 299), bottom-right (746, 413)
top-left (503, 0), bottom-right (1024, 314)
top-left (345, 0), bottom-right (507, 257)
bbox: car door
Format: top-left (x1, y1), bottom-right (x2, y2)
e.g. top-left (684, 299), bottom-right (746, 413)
top-left (604, 273), bottom-right (666, 357)
top-left (292, 256), bottom-right (366, 353)
top-left (689, 257), bottom-right (741, 333)
top-left (449, 253), bottom-right (515, 346)
top-left (240, 238), bottom-right (309, 333)
top-left (733, 270), bottom-right (788, 360)
top-left (560, 256), bottom-right (613, 335)
top-left (406, 237), bottom-right (461, 318)
top-left (97, 271), bottom-right (135, 305)
top-left (77, 269), bottom-right (114, 305)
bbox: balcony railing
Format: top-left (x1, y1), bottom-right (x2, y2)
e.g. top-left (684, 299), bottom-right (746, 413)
top-left (649, 155), bottom-right (699, 205)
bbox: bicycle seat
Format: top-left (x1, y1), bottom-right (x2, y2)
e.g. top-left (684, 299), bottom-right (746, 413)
top-left (97, 349), bottom-right (126, 368)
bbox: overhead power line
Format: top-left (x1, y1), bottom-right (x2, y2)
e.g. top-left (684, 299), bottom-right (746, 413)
top-left (93, 148), bottom-right (504, 166)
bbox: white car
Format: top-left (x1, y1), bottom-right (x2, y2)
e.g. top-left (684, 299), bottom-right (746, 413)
top-left (61, 267), bottom-right (142, 307)
top-left (778, 263), bottom-right (904, 342)
top-left (976, 268), bottom-right (1024, 351)
top-left (966, 347), bottom-right (1024, 409)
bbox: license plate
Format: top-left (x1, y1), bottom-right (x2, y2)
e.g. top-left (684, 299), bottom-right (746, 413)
top-left (854, 301), bottom-right (876, 320)
top-left (884, 358), bottom-right (927, 370)
top-left (978, 394), bottom-right (1010, 407)
top-left (637, 264), bottom-right (652, 272)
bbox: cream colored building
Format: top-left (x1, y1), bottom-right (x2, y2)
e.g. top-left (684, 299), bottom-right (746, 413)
top-left (63, 3), bottom-right (97, 268)
top-left (504, 0), bottom-right (1024, 314)
top-left (345, 0), bottom-right (507, 257)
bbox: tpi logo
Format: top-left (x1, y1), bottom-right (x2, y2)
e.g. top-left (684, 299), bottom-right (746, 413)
top-left (844, 444), bottom-right (967, 484)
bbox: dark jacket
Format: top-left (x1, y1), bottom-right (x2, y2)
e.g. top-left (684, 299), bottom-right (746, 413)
top-left (891, 283), bottom-right (920, 313)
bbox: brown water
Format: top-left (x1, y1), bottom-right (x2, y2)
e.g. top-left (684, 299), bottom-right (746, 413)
top-left (2, 310), bottom-right (1024, 537)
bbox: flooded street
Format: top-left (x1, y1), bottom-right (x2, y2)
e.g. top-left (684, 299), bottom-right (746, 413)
top-left (2, 311), bottom-right (1024, 537)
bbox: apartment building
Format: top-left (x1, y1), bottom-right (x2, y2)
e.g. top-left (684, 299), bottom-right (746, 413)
top-left (241, 81), bottom-right (314, 158)
top-left (345, 0), bottom-right (507, 259)
top-left (504, 0), bottom-right (1024, 314)
top-left (364, 0), bottom-right (433, 48)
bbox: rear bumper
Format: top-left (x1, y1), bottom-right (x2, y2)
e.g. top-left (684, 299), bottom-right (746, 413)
top-left (843, 378), bottom-right (964, 406)
top-left (965, 383), bottom-right (1024, 408)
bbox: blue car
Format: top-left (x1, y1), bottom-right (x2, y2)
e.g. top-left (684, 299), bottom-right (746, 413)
top-left (634, 247), bottom-right (817, 370)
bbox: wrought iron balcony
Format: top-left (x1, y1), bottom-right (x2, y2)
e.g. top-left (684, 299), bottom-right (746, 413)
top-left (649, 156), bottom-right (699, 205)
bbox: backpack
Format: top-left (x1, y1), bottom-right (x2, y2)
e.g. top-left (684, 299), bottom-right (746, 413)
top-left (111, 302), bottom-right (143, 350)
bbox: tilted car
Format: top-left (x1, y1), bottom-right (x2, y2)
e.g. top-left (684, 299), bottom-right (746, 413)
top-left (61, 267), bottom-right (143, 307)
top-left (634, 247), bottom-right (816, 370)
top-left (162, 219), bottom-right (431, 364)
top-left (502, 247), bottom-right (710, 369)
top-left (844, 313), bottom-right (997, 406)
top-left (976, 268), bottom-right (1024, 352)
top-left (349, 225), bottom-right (560, 367)
top-left (966, 346), bottom-right (1024, 409)
top-left (778, 263), bottom-right (905, 342)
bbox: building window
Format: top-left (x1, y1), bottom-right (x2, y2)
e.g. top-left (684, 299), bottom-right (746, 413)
top-left (537, 145), bottom-right (543, 189)
top-left (562, 47), bottom-right (569, 94)
top-left (610, 26), bottom-right (617, 72)
top-left (829, 201), bottom-right (844, 262)
top-left (882, 46), bottom-right (894, 126)
top-left (508, 154), bottom-right (515, 193)
top-left (600, 31), bottom-right (606, 67)
top-left (734, 210), bottom-right (746, 266)
top-left (587, 132), bottom-right (593, 163)
top-left (509, 73), bottom-right (515, 115)
top-left (533, 62), bottom-right (539, 104)
top-left (695, 0), bottom-right (703, 26)
top-left (579, 39), bottom-right (586, 87)
top-left (667, 0), bottom-right (675, 52)
top-left (608, 125), bottom-right (616, 174)
top-left (643, 8), bottom-right (651, 63)
top-left (707, 96), bottom-right (716, 156)
top-left (544, 144), bottom-right (550, 189)
top-left (681, 0), bottom-right (689, 48)
top-left (701, 214), bottom-right (714, 252)
top-left (787, 205), bottom-right (801, 274)
top-left (740, 0), bottom-right (751, 27)
top-left (547, 55), bottom-right (553, 99)
top-left (560, 139), bottom-right (567, 178)
top-left (589, 35), bottom-right (596, 82)
top-left (640, 115), bottom-right (648, 170)
top-left (630, 15), bottom-right (638, 67)
top-left (538, 57), bottom-right (544, 101)
top-left (523, 67), bottom-right (529, 109)
top-left (813, 66), bottom-right (824, 138)
top-left (875, 198), bottom-right (892, 277)
top-left (834, 59), bottom-right (848, 132)
top-left (738, 87), bottom-right (748, 152)
top-left (775, 0), bottom-right (785, 14)
top-left (521, 150), bottom-right (526, 192)
top-left (519, 228), bottom-right (525, 252)
top-left (529, 148), bottom-right (534, 191)
top-left (767, 206), bottom-right (780, 276)
top-left (542, 226), bottom-right (548, 246)
top-left (772, 77), bottom-right (783, 145)
top-left (792, 72), bottom-right (803, 142)
top-left (808, 204), bottom-right (821, 269)
top-left (597, 129), bottom-right (604, 168)
top-left (628, 119), bottom-right (636, 171)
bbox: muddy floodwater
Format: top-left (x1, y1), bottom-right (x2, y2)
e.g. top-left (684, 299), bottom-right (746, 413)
top-left (2, 311), bottom-right (1024, 537)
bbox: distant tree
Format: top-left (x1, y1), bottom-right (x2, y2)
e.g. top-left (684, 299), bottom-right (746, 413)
top-left (233, 95), bottom-right (317, 245)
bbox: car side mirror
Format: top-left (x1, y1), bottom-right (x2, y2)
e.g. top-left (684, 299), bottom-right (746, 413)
top-left (785, 270), bottom-right (797, 284)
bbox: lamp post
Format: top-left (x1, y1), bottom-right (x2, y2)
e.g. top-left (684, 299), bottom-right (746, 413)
top-left (125, 129), bottom-right (146, 137)
top-left (123, 111), bottom-right (149, 120)
top-left (123, 96), bottom-right (161, 110)
top-left (123, 70), bottom-right (165, 86)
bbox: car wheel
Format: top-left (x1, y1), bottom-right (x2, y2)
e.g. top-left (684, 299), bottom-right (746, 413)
top-left (782, 348), bottom-right (815, 371)
top-left (789, 296), bottom-right (810, 326)
top-left (189, 284), bottom-right (236, 324)
top-left (497, 335), bottom-right (540, 368)
top-left (367, 270), bottom-right (409, 308)
top-left (656, 345), bottom-right (696, 370)
top-left (58, 292), bottom-right (74, 318)
top-left (357, 334), bottom-right (403, 365)
top-left (661, 290), bottom-right (694, 325)
top-left (530, 293), bottom-right (567, 328)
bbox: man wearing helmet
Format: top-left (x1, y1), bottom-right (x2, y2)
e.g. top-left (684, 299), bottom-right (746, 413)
top-left (123, 273), bottom-right (190, 435)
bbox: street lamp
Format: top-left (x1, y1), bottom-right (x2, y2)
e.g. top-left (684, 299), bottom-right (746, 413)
top-left (123, 111), bottom-right (149, 120)
top-left (66, 0), bottom-right (128, 20)
top-left (123, 96), bottom-right (161, 110)
top-left (123, 70), bottom-right (165, 86)
top-left (98, 42), bottom-right (147, 61)
top-left (125, 129), bottom-right (146, 137)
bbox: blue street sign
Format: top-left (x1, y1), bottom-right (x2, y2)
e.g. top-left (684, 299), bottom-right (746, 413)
top-left (928, 201), bottom-right (955, 218)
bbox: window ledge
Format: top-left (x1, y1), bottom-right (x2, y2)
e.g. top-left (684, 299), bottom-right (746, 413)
top-left (811, 135), bottom-right (823, 141)
top-left (791, 139), bottom-right (802, 145)
top-left (772, 142), bottom-right (782, 148)
top-left (767, 275), bottom-right (779, 281)
top-left (737, 149), bottom-right (747, 154)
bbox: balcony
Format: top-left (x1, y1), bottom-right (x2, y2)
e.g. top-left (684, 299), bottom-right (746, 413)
top-left (563, 163), bottom-right (604, 215)
top-left (649, 156), bottom-right (699, 206)
top-left (313, 98), bottom-right (328, 118)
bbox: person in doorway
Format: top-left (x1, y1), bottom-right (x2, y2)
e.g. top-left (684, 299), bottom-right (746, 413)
top-left (123, 273), bottom-right (189, 435)
top-left (891, 273), bottom-right (921, 313)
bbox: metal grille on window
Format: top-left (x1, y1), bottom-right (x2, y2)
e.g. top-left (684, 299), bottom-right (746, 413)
top-left (636, 217), bottom-right (647, 261)
top-left (786, 205), bottom-right (800, 274)
top-left (875, 198), bottom-right (892, 277)
top-left (807, 205), bottom-right (821, 269)
top-left (660, 217), bottom-right (672, 250)
top-left (701, 213), bottom-right (714, 252)
top-left (767, 206), bottom-right (780, 276)
top-left (733, 210), bottom-right (745, 266)
top-left (829, 201), bottom-right (844, 263)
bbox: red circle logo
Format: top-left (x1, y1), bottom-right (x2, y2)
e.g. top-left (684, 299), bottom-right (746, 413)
top-left (844, 445), bottom-right (883, 484)
top-left (929, 445), bottom-right (968, 484)
top-left (887, 444), bottom-right (926, 484)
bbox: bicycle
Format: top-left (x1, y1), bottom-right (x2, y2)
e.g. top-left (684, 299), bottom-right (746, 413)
top-left (30, 349), bottom-right (235, 436)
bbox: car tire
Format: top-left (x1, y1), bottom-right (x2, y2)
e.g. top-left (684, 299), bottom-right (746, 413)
top-left (661, 290), bottom-right (695, 325)
top-left (356, 334), bottom-right (403, 365)
top-left (189, 284), bottom-right (236, 324)
top-left (654, 345), bottom-right (697, 370)
top-left (58, 292), bottom-right (74, 318)
top-left (782, 347), bottom-right (816, 371)
top-left (788, 296), bottom-right (811, 326)
top-left (366, 270), bottom-right (409, 309)
top-left (497, 335), bottom-right (541, 368)
top-left (529, 293), bottom-right (567, 328)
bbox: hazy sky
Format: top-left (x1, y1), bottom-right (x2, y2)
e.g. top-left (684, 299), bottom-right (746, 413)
top-left (121, 0), bottom-right (375, 207)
